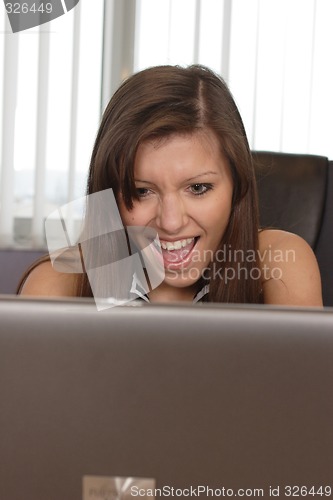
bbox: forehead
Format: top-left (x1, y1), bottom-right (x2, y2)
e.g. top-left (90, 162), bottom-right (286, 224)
top-left (134, 130), bottom-right (226, 174)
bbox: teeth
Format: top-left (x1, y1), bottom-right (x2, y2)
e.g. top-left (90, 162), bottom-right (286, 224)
top-left (161, 237), bottom-right (194, 251)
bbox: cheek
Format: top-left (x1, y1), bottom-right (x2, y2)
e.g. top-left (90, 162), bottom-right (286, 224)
top-left (118, 196), bottom-right (137, 225)
top-left (206, 199), bottom-right (232, 240)
top-left (118, 201), bottom-right (132, 226)
top-left (119, 202), bottom-right (147, 227)
top-left (120, 210), bottom-right (136, 226)
top-left (124, 213), bottom-right (135, 224)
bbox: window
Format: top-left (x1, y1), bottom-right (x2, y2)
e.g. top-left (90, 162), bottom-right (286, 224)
top-left (135, 0), bottom-right (333, 158)
top-left (0, 0), bottom-right (104, 246)
top-left (1, 0), bottom-right (332, 248)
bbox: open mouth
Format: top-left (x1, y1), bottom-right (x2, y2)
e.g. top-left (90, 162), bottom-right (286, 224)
top-left (160, 236), bottom-right (199, 268)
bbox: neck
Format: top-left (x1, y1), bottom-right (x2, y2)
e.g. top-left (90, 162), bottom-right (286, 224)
top-left (148, 282), bottom-right (198, 303)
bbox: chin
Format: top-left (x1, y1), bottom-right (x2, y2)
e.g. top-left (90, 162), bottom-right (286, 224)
top-left (163, 267), bottom-right (203, 289)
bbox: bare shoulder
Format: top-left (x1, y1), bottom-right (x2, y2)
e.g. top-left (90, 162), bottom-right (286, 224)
top-left (20, 260), bottom-right (78, 297)
top-left (258, 229), bottom-right (323, 306)
top-left (259, 229), bottom-right (317, 261)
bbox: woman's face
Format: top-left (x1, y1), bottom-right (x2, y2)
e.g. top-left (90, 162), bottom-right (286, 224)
top-left (118, 131), bottom-right (233, 299)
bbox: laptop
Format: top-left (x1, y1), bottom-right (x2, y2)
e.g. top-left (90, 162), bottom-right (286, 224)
top-left (1, 296), bottom-right (333, 499)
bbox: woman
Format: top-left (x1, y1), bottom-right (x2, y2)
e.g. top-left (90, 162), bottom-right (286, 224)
top-left (19, 65), bottom-right (322, 306)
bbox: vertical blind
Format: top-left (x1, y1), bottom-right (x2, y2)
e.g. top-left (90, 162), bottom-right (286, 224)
top-left (0, 0), bottom-right (332, 248)
top-left (134, 0), bottom-right (333, 158)
top-left (0, 0), bottom-right (104, 247)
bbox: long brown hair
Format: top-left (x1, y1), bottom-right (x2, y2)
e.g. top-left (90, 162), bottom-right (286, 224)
top-left (76, 64), bottom-right (261, 303)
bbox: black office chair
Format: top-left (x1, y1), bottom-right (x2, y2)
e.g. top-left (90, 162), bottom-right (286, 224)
top-left (253, 151), bottom-right (333, 307)
top-left (2, 152), bottom-right (332, 306)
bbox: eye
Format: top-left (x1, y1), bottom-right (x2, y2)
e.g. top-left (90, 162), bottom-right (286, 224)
top-left (136, 187), bottom-right (151, 198)
top-left (189, 183), bottom-right (213, 196)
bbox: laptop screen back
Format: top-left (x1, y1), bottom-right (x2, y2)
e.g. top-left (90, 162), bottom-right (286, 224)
top-left (1, 297), bottom-right (333, 499)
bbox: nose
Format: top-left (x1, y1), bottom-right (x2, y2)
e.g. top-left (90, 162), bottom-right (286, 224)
top-left (155, 193), bottom-right (189, 234)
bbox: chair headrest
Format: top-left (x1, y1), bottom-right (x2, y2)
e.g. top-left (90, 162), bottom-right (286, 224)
top-left (252, 151), bottom-right (329, 248)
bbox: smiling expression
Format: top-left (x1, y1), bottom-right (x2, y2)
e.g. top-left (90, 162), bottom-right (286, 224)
top-left (118, 130), bottom-right (234, 302)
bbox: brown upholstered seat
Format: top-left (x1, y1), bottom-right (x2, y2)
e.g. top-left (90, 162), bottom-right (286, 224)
top-left (253, 151), bottom-right (333, 306)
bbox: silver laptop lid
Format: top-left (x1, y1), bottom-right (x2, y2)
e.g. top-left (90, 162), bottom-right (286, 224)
top-left (1, 297), bottom-right (333, 499)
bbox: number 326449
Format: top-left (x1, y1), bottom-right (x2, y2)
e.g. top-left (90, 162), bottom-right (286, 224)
top-left (284, 485), bottom-right (332, 497)
top-left (5, 3), bottom-right (53, 14)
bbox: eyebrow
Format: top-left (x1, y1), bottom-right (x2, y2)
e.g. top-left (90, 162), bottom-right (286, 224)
top-left (134, 171), bottom-right (219, 184)
top-left (184, 171), bottom-right (219, 183)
